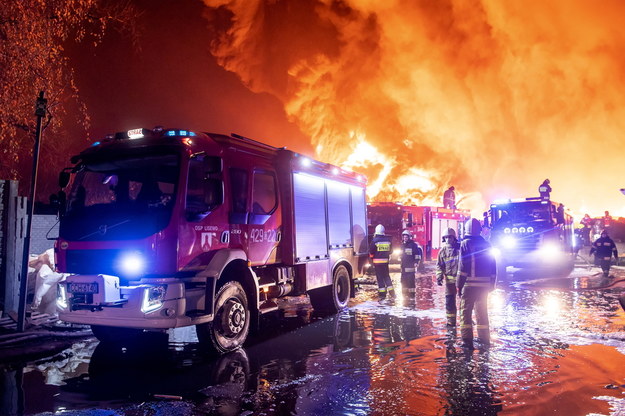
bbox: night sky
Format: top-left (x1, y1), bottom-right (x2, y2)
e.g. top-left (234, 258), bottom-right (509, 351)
top-left (67, 0), bottom-right (312, 154)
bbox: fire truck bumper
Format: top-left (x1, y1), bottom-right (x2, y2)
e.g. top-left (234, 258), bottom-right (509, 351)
top-left (57, 274), bottom-right (207, 329)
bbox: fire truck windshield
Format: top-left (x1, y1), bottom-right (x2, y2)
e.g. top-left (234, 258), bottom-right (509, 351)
top-left (60, 154), bottom-right (179, 241)
top-left (368, 205), bottom-right (403, 229)
top-left (492, 201), bottom-right (552, 226)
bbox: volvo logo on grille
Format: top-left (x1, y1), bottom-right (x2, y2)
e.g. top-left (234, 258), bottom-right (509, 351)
top-left (98, 225), bottom-right (108, 235)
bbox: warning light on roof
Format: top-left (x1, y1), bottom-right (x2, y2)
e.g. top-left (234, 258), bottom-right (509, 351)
top-left (127, 128), bottom-right (145, 139)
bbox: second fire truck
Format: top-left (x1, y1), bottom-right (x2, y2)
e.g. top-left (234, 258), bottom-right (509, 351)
top-left (367, 202), bottom-right (471, 261)
top-left (488, 197), bottom-right (575, 277)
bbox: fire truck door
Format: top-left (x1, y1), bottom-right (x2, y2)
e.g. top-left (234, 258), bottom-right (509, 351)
top-left (248, 170), bottom-right (280, 264)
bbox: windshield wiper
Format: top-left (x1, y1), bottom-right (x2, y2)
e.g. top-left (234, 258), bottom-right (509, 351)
top-left (78, 219), bottom-right (131, 241)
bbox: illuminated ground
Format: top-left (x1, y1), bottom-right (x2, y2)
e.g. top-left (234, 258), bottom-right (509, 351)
top-left (5, 262), bottom-right (625, 415)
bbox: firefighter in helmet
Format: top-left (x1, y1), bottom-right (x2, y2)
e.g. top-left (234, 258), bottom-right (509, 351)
top-left (590, 229), bottom-right (618, 277)
top-left (538, 179), bottom-right (551, 200)
top-left (436, 228), bottom-right (460, 327)
top-left (457, 218), bottom-right (496, 349)
top-left (400, 230), bottom-right (421, 304)
top-left (369, 224), bottom-right (395, 300)
top-left (443, 186), bottom-right (456, 209)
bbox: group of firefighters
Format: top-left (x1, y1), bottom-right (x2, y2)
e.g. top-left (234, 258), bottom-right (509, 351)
top-left (369, 218), bottom-right (496, 350)
top-left (368, 179), bottom-right (621, 350)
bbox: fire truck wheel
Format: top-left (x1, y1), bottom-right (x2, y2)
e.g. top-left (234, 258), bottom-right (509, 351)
top-left (90, 325), bottom-right (143, 343)
top-left (196, 280), bottom-right (250, 355)
top-left (308, 265), bottom-right (351, 313)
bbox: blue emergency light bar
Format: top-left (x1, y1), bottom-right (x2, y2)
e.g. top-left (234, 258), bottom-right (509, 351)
top-left (166, 129), bottom-right (196, 137)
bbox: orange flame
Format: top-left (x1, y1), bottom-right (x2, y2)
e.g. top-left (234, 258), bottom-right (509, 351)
top-left (202, 0), bottom-right (625, 218)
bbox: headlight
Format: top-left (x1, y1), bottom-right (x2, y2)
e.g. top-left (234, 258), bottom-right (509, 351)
top-left (501, 236), bottom-right (517, 249)
top-left (527, 227), bottom-right (534, 233)
top-left (393, 249), bottom-right (402, 256)
top-left (490, 247), bottom-right (501, 258)
top-left (141, 285), bottom-right (167, 313)
top-left (504, 227), bottom-right (511, 234)
top-left (512, 227), bottom-right (519, 234)
top-left (117, 251), bottom-right (146, 277)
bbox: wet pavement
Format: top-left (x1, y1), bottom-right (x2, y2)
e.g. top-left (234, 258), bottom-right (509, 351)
top-left (3, 262), bottom-right (625, 415)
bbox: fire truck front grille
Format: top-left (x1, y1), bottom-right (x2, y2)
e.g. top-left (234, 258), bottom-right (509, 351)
top-left (515, 235), bottom-right (539, 251)
top-left (64, 249), bottom-right (122, 276)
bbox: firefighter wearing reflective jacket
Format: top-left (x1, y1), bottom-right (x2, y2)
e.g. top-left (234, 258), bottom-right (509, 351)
top-left (457, 218), bottom-right (497, 349)
top-left (590, 229), bottom-right (618, 277)
top-left (370, 224), bottom-right (395, 300)
top-left (400, 230), bottom-right (421, 301)
top-left (436, 228), bottom-right (460, 326)
top-left (538, 179), bottom-right (551, 200)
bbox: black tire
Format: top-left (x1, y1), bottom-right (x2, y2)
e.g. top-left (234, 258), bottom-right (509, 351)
top-left (91, 325), bottom-right (143, 344)
top-left (308, 265), bottom-right (351, 313)
top-left (196, 281), bottom-right (250, 355)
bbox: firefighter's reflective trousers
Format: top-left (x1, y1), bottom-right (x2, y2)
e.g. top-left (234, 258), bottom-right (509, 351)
top-left (401, 266), bottom-right (416, 291)
top-left (373, 263), bottom-right (394, 298)
top-left (444, 275), bottom-right (457, 326)
top-left (598, 257), bottom-right (612, 276)
top-left (459, 285), bottom-right (490, 343)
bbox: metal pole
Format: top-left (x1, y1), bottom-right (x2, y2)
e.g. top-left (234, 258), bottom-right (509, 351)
top-left (17, 91), bottom-right (47, 332)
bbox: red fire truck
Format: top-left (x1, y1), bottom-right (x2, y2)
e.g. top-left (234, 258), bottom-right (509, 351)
top-left (55, 127), bottom-right (368, 354)
top-left (367, 202), bottom-right (470, 261)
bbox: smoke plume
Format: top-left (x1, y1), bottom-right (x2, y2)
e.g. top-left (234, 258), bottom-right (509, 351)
top-left (202, 0), bottom-right (625, 217)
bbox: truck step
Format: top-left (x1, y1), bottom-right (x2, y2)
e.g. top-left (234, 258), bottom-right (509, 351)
top-left (258, 300), bottom-right (279, 314)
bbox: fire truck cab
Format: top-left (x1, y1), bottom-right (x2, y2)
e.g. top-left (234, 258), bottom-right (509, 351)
top-left (488, 197), bottom-right (575, 278)
top-left (55, 127), bottom-right (368, 354)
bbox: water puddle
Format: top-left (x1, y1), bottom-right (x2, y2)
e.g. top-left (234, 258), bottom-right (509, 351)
top-left (2, 268), bottom-right (625, 415)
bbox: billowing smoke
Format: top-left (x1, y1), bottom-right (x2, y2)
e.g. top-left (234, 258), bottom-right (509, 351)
top-left (202, 0), bottom-right (625, 217)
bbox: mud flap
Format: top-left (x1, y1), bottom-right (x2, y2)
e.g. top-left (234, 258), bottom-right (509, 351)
top-left (204, 276), bottom-right (217, 316)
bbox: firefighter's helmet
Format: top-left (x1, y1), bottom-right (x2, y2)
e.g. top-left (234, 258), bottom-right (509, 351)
top-left (464, 218), bottom-right (482, 236)
top-left (375, 224), bottom-right (385, 235)
top-left (402, 229), bottom-right (411, 238)
top-left (443, 228), bottom-right (457, 239)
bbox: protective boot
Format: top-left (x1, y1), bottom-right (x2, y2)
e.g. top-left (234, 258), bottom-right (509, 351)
top-left (445, 293), bottom-right (457, 327)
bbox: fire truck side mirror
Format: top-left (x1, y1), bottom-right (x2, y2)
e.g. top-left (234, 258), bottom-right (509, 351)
top-left (51, 191), bottom-right (67, 217)
top-left (204, 157), bottom-right (223, 174)
top-left (59, 171), bottom-right (70, 188)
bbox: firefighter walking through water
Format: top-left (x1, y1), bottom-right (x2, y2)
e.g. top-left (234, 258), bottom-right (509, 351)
top-left (400, 230), bottom-right (422, 305)
top-left (590, 229), bottom-right (619, 277)
top-left (370, 224), bottom-right (395, 301)
top-left (436, 228), bottom-right (460, 327)
top-left (457, 218), bottom-right (497, 349)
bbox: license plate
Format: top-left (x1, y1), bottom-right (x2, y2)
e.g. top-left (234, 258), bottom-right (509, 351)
top-left (68, 282), bottom-right (98, 294)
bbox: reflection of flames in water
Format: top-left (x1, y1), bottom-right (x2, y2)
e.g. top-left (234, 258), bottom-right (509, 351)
top-left (202, 0), bottom-right (625, 217)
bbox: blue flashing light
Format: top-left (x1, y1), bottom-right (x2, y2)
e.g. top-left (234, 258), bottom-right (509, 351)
top-left (166, 129), bottom-right (196, 138)
top-left (91, 141), bottom-right (101, 147)
top-left (117, 251), bottom-right (146, 277)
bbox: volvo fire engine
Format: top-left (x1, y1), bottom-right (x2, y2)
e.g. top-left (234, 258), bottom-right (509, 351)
top-left (488, 197), bottom-right (575, 277)
top-left (367, 202), bottom-right (470, 261)
top-left (55, 127), bottom-right (368, 354)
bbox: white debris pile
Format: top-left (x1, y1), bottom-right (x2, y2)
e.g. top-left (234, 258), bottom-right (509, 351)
top-left (28, 248), bottom-right (68, 315)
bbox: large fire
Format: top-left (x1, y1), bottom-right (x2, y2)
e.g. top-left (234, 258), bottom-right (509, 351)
top-left (202, 0), bottom-right (625, 218)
